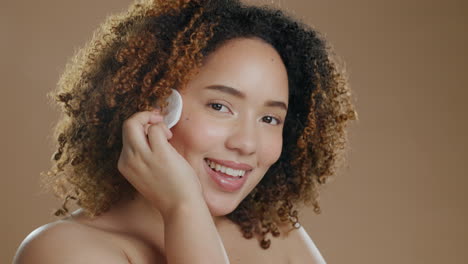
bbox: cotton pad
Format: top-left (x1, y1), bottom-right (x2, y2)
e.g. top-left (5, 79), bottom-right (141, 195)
top-left (163, 88), bottom-right (183, 129)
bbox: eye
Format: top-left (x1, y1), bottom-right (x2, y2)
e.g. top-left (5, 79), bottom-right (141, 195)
top-left (207, 102), bottom-right (282, 126)
top-left (208, 102), bottom-right (230, 113)
top-left (262, 116), bottom-right (282, 125)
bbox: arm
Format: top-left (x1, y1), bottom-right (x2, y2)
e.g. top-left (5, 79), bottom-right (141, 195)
top-left (163, 199), bottom-right (230, 264)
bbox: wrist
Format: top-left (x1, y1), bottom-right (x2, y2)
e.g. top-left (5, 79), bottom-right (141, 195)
top-left (160, 195), bottom-right (208, 223)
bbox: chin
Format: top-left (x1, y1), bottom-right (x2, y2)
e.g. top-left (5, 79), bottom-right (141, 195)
top-left (208, 206), bottom-right (232, 217)
top-left (202, 191), bottom-right (240, 217)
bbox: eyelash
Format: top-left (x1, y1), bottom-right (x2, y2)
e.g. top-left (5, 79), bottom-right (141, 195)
top-left (207, 102), bottom-right (283, 125)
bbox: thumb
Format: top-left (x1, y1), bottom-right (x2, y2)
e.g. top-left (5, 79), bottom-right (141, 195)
top-left (147, 122), bottom-right (173, 150)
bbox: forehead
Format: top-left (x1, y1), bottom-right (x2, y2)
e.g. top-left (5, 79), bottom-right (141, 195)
top-left (184, 37), bottom-right (289, 102)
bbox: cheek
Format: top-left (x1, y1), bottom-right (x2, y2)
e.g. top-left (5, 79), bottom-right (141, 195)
top-left (258, 133), bottom-right (283, 167)
top-left (243, 135), bottom-right (282, 198)
top-left (169, 112), bottom-right (229, 155)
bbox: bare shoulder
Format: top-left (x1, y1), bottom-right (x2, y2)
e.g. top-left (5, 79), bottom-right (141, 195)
top-left (282, 225), bottom-right (327, 264)
top-left (13, 220), bottom-right (130, 264)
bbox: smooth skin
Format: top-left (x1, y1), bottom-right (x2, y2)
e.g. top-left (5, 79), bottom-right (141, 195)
top-left (14, 37), bottom-right (325, 264)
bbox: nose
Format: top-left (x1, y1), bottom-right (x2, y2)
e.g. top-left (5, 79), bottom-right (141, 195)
top-left (225, 118), bottom-right (257, 156)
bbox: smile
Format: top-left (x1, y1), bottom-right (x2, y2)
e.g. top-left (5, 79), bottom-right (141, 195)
top-left (205, 159), bottom-right (246, 177)
top-left (203, 158), bottom-right (252, 192)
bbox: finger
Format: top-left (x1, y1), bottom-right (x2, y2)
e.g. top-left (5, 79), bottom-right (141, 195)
top-left (144, 123), bottom-right (152, 136)
top-left (122, 111), bottom-right (163, 154)
top-left (162, 122), bottom-right (173, 139)
top-left (147, 110), bottom-right (173, 138)
top-left (146, 122), bottom-right (172, 152)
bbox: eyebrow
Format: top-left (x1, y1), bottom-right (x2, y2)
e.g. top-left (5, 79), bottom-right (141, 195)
top-left (204, 85), bottom-right (288, 111)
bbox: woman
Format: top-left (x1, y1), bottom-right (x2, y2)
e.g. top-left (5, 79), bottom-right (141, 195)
top-left (14, 0), bottom-right (357, 263)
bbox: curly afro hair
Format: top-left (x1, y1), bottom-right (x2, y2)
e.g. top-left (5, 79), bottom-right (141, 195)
top-left (42, 0), bottom-right (358, 250)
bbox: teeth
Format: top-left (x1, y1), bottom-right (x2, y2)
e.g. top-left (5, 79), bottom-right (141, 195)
top-left (206, 159), bottom-right (246, 177)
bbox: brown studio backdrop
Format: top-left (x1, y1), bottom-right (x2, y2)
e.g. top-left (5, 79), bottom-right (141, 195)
top-left (1, 0), bottom-right (467, 263)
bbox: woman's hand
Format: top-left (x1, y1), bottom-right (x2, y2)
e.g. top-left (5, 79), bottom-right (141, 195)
top-left (117, 109), bottom-right (204, 217)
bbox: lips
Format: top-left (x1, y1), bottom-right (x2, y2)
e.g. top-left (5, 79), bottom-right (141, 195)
top-left (205, 158), bottom-right (253, 171)
top-left (204, 159), bottom-right (250, 192)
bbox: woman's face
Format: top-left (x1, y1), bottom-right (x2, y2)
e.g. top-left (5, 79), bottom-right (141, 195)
top-left (168, 37), bottom-right (289, 216)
